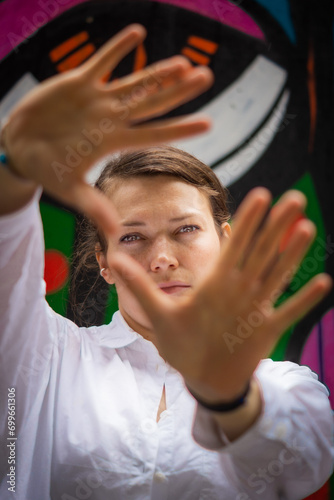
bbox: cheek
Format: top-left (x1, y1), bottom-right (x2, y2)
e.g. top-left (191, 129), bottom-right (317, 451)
top-left (184, 235), bottom-right (221, 271)
top-left (108, 239), bottom-right (149, 268)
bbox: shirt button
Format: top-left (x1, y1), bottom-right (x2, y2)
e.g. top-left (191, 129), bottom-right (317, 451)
top-left (140, 418), bottom-right (157, 434)
top-left (274, 423), bottom-right (287, 439)
top-left (261, 417), bottom-right (273, 432)
top-left (154, 472), bottom-right (167, 483)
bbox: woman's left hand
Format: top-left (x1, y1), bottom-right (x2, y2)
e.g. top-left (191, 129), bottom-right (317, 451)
top-left (109, 188), bottom-right (332, 402)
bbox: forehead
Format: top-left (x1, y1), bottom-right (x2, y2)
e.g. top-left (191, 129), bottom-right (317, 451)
top-left (109, 175), bottom-right (212, 219)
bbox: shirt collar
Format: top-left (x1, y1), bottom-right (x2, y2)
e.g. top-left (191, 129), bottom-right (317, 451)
top-left (96, 310), bottom-right (141, 348)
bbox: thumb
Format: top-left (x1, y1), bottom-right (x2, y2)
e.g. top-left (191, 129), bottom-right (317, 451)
top-left (109, 252), bottom-right (166, 323)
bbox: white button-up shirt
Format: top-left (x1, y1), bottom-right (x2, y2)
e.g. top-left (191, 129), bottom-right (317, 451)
top-left (0, 192), bottom-right (333, 500)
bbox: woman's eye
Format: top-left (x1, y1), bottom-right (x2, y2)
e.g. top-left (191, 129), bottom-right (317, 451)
top-left (120, 234), bottom-right (141, 243)
top-left (178, 225), bottom-right (199, 234)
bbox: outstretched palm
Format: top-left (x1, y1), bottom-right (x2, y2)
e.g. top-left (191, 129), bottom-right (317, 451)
top-left (3, 24), bottom-right (213, 234)
top-left (109, 188), bottom-right (331, 401)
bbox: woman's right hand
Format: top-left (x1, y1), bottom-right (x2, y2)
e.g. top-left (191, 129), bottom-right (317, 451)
top-left (2, 24), bottom-right (213, 233)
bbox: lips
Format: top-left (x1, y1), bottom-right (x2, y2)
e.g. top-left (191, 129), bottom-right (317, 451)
top-left (158, 281), bottom-right (191, 295)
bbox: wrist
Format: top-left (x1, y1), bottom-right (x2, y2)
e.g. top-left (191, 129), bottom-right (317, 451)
top-left (186, 381), bottom-right (251, 413)
top-left (0, 120), bottom-right (30, 181)
top-left (209, 379), bottom-right (263, 441)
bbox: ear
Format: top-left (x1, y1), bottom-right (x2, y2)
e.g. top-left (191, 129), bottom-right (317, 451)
top-left (221, 221), bottom-right (231, 239)
top-left (95, 245), bottom-right (115, 285)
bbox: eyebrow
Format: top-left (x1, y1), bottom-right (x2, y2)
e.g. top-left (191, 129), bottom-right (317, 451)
top-left (121, 212), bottom-right (201, 227)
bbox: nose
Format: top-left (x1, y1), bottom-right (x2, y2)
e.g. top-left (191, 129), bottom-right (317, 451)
top-left (149, 238), bottom-right (179, 272)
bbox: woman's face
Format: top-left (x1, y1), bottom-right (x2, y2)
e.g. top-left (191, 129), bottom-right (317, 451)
top-left (100, 175), bottom-right (229, 337)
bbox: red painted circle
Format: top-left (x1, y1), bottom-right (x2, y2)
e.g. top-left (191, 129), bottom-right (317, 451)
top-left (44, 250), bottom-right (69, 294)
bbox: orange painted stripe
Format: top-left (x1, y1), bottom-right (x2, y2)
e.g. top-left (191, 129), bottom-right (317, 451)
top-left (181, 47), bottom-right (210, 65)
top-left (133, 43), bottom-right (147, 72)
top-left (56, 44), bottom-right (95, 72)
top-left (307, 40), bottom-right (317, 153)
top-left (188, 36), bottom-right (218, 55)
top-left (50, 32), bottom-right (89, 62)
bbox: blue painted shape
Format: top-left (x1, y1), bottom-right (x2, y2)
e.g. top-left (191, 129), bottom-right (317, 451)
top-left (252, 0), bottom-right (296, 44)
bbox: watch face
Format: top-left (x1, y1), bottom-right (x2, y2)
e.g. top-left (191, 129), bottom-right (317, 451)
top-left (0, 0), bottom-right (333, 386)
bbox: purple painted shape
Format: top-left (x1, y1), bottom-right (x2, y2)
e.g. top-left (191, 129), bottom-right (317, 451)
top-left (0, 0), bottom-right (89, 60)
top-left (300, 309), bottom-right (334, 408)
top-left (0, 0), bottom-right (264, 61)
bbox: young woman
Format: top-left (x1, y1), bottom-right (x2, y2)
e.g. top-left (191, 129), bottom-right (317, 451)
top-left (0, 25), bottom-right (333, 500)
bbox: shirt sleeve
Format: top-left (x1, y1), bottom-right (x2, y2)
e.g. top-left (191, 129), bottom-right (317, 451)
top-left (192, 358), bottom-right (334, 499)
top-left (0, 191), bottom-right (58, 464)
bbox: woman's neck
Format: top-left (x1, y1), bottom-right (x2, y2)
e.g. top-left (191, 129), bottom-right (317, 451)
top-left (119, 304), bottom-right (159, 348)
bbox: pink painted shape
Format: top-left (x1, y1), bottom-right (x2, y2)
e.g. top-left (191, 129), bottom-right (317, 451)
top-left (0, 0), bottom-right (90, 60)
top-left (300, 309), bottom-right (334, 408)
top-left (0, 0), bottom-right (264, 61)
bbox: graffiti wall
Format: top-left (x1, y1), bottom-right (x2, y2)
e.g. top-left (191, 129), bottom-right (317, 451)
top-left (0, 0), bottom-right (333, 497)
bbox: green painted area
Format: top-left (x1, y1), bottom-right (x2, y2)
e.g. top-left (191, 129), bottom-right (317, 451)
top-left (104, 285), bottom-right (119, 324)
top-left (40, 201), bottom-right (76, 317)
top-left (40, 200), bottom-right (118, 324)
top-left (270, 171), bottom-right (326, 361)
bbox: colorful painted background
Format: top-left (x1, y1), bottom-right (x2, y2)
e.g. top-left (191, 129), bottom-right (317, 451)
top-left (0, 0), bottom-right (333, 497)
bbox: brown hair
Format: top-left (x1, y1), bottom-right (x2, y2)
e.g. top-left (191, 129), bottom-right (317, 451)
top-left (69, 146), bottom-right (231, 325)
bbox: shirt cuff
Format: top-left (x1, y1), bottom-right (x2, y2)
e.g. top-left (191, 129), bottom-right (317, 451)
top-left (191, 359), bottom-right (326, 457)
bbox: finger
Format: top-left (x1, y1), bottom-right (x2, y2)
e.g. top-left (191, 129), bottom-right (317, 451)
top-left (126, 114), bottom-right (212, 146)
top-left (60, 182), bottom-right (121, 236)
top-left (242, 190), bottom-right (307, 280)
top-left (258, 219), bottom-right (316, 301)
top-left (218, 188), bottom-right (272, 271)
top-left (123, 67), bottom-right (214, 123)
top-left (106, 56), bottom-right (192, 95)
top-left (81, 24), bottom-right (146, 81)
top-left (270, 273), bottom-right (332, 338)
top-left (109, 252), bottom-right (167, 323)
